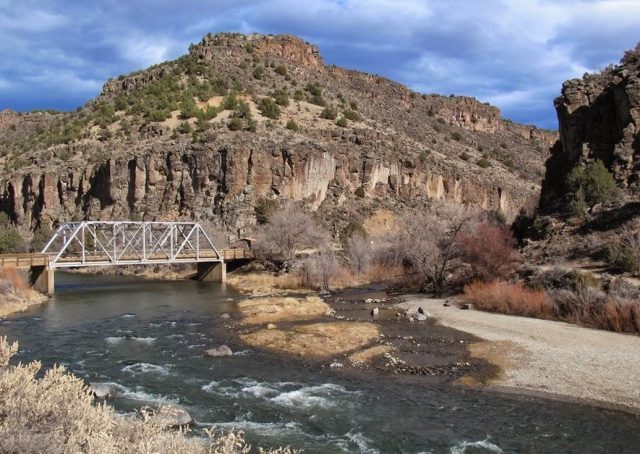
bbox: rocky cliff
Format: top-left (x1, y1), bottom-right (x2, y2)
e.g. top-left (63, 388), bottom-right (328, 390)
top-left (540, 43), bottom-right (640, 212)
top-left (0, 33), bottom-right (555, 239)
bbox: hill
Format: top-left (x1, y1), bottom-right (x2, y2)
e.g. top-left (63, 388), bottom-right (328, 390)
top-left (0, 33), bottom-right (555, 238)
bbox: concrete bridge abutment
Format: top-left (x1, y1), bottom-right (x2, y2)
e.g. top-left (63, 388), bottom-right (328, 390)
top-left (197, 262), bottom-right (226, 283)
top-left (30, 266), bottom-right (55, 295)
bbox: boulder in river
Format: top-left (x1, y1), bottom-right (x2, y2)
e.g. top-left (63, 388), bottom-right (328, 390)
top-left (205, 345), bottom-right (233, 357)
top-left (460, 303), bottom-right (473, 310)
top-left (156, 404), bottom-right (193, 428)
top-left (266, 323), bottom-right (276, 329)
top-left (90, 382), bottom-right (112, 399)
top-left (219, 313), bottom-right (231, 320)
top-left (416, 313), bottom-right (428, 322)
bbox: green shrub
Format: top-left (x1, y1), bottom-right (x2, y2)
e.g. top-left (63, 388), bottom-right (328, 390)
top-left (349, 101), bottom-right (358, 111)
top-left (460, 152), bottom-right (470, 161)
top-left (336, 116), bottom-right (348, 127)
top-left (258, 97), bottom-right (281, 119)
top-left (272, 90), bottom-right (289, 106)
top-left (451, 132), bottom-right (462, 141)
top-left (255, 198), bottom-right (277, 224)
top-left (342, 110), bottom-right (361, 121)
top-left (222, 93), bottom-right (239, 110)
top-left (253, 66), bottom-right (265, 80)
top-left (567, 160), bottom-right (617, 210)
top-left (293, 90), bottom-right (304, 101)
top-left (477, 158), bottom-right (490, 168)
top-left (177, 121), bottom-right (192, 134)
top-left (0, 228), bottom-right (25, 253)
top-left (286, 119), bottom-right (299, 131)
top-left (228, 117), bottom-right (244, 131)
top-left (354, 186), bottom-right (366, 198)
top-left (320, 107), bottom-right (337, 120)
top-left (305, 82), bottom-right (322, 97)
top-left (275, 65), bottom-right (287, 76)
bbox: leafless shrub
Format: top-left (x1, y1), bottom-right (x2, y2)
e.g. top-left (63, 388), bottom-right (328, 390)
top-left (0, 337), bottom-right (298, 454)
top-left (255, 204), bottom-right (327, 262)
top-left (300, 250), bottom-right (338, 290)
top-left (607, 277), bottom-right (640, 300)
top-left (391, 203), bottom-right (474, 293)
top-left (345, 233), bottom-right (372, 280)
top-left (457, 223), bottom-right (520, 282)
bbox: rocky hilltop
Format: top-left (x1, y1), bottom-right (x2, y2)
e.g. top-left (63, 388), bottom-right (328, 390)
top-left (0, 33), bottom-right (555, 239)
top-left (540, 43), bottom-right (640, 212)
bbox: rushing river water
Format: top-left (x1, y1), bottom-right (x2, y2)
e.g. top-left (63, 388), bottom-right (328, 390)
top-left (1, 272), bottom-right (639, 453)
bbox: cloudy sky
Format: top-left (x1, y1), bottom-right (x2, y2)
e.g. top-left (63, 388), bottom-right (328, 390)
top-left (1, 0), bottom-right (639, 129)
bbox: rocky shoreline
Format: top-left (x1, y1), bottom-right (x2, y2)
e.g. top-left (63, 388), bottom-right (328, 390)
top-left (224, 274), bottom-right (495, 385)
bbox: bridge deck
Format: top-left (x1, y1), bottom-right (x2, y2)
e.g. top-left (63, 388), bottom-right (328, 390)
top-left (0, 249), bottom-right (253, 269)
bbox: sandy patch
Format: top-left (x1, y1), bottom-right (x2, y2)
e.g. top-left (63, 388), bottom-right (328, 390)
top-left (227, 272), bottom-right (310, 296)
top-left (363, 208), bottom-right (398, 236)
top-left (348, 345), bottom-right (393, 365)
top-left (240, 322), bottom-right (380, 358)
top-left (237, 296), bottom-right (329, 324)
top-left (400, 296), bottom-right (640, 412)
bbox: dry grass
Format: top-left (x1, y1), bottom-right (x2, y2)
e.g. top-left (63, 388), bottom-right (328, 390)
top-left (227, 272), bottom-right (312, 295)
top-left (0, 267), bottom-right (47, 318)
top-left (237, 296), bottom-right (329, 325)
top-left (0, 337), bottom-right (297, 454)
top-left (0, 267), bottom-right (28, 292)
top-left (465, 281), bottom-right (640, 335)
top-left (463, 281), bottom-right (554, 318)
top-left (240, 322), bottom-right (380, 359)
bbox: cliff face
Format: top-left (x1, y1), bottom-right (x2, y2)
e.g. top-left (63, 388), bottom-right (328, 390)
top-left (1, 33), bottom-right (555, 237)
top-left (540, 43), bottom-right (640, 211)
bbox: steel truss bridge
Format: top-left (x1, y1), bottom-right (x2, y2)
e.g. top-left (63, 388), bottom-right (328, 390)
top-left (0, 221), bottom-right (253, 294)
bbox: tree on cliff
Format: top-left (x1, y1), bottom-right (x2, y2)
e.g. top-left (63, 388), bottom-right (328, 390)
top-left (0, 214), bottom-right (25, 254)
top-left (256, 204), bottom-right (327, 262)
top-left (567, 160), bottom-right (617, 214)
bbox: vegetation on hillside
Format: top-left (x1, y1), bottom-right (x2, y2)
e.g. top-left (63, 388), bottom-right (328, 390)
top-left (0, 337), bottom-right (297, 453)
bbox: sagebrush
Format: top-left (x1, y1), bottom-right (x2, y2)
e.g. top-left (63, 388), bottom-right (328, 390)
top-left (0, 337), bottom-right (298, 454)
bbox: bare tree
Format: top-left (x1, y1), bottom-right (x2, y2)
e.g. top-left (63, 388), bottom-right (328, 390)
top-left (396, 203), bottom-right (472, 293)
top-left (300, 250), bottom-right (337, 290)
top-left (346, 233), bottom-right (372, 280)
top-left (256, 204), bottom-right (327, 262)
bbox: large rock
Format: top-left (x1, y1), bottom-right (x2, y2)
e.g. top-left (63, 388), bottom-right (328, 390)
top-left (205, 345), bottom-right (233, 357)
top-left (156, 404), bottom-right (193, 428)
top-left (90, 382), bottom-right (112, 399)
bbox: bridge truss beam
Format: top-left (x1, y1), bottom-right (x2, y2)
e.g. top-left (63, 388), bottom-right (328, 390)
top-left (41, 221), bottom-right (222, 268)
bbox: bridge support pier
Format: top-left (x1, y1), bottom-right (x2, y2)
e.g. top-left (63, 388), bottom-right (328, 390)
top-left (30, 266), bottom-right (55, 295)
top-left (197, 262), bottom-right (226, 283)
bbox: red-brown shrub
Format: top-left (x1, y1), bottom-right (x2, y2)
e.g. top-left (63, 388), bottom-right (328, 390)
top-left (463, 281), bottom-right (553, 318)
top-left (457, 223), bottom-right (520, 282)
top-left (0, 267), bottom-right (28, 292)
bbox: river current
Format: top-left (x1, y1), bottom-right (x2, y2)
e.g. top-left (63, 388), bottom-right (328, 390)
top-left (1, 272), bottom-right (639, 453)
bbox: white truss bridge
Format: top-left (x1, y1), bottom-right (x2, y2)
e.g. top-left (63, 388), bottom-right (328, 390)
top-left (41, 221), bottom-right (222, 268)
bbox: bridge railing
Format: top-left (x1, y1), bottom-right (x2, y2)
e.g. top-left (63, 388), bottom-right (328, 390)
top-left (41, 221), bottom-right (223, 268)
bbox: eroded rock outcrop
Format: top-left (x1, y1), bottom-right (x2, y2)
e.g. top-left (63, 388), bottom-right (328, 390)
top-left (540, 43), bottom-right (640, 211)
top-left (1, 33), bottom-right (556, 235)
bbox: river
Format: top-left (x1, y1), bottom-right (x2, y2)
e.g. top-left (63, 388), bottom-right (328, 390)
top-left (1, 272), bottom-right (639, 453)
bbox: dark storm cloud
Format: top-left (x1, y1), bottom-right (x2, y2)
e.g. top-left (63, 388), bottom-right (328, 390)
top-left (0, 0), bottom-right (639, 128)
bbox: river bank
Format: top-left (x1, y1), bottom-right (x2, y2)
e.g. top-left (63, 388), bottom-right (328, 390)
top-left (3, 271), bottom-right (640, 453)
top-left (400, 296), bottom-right (640, 414)
top-left (226, 274), bottom-right (495, 385)
top-left (227, 271), bottom-right (640, 415)
top-left (0, 269), bottom-right (48, 319)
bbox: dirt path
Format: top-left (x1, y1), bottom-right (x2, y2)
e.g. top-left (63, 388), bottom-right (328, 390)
top-left (400, 296), bottom-right (640, 413)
